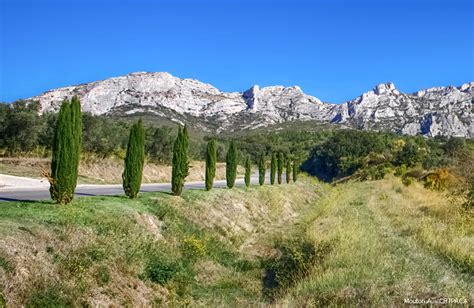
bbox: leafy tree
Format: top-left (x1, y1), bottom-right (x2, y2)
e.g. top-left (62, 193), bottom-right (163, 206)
top-left (244, 154), bottom-right (251, 187)
top-left (226, 141), bottom-right (238, 188)
top-left (49, 97), bottom-right (82, 204)
top-left (292, 160), bottom-right (298, 182)
top-left (270, 153), bottom-right (277, 185)
top-left (122, 119), bottom-right (145, 199)
top-left (205, 139), bottom-right (217, 191)
top-left (82, 113), bottom-right (129, 158)
top-left (1, 101), bottom-right (44, 154)
top-left (145, 126), bottom-right (174, 163)
top-left (286, 158), bottom-right (291, 184)
top-left (171, 126), bottom-right (189, 196)
top-left (277, 152), bottom-right (284, 184)
top-left (301, 130), bottom-right (393, 182)
top-left (258, 152), bottom-right (266, 186)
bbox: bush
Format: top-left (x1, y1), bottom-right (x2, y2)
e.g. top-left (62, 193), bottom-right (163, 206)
top-left (402, 176), bottom-right (414, 186)
top-left (25, 282), bottom-right (72, 307)
top-left (423, 168), bottom-right (450, 191)
top-left (144, 256), bottom-right (182, 285)
top-left (262, 237), bottom-right (333, 298)
top-left (181, 236), bottom-right (207, 260)
top-left (394, 164), bottom-right (407, 177)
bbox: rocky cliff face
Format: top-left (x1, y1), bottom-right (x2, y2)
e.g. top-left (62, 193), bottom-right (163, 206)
top-left (28, 72), bottom-right (473, 137)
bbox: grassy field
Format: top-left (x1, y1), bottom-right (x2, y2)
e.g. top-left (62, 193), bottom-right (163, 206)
top-left (0, 175), bottom-right (472, 306)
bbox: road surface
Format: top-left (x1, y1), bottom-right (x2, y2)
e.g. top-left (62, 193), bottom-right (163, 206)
top-left (0, 175), bottom-right (267, 202)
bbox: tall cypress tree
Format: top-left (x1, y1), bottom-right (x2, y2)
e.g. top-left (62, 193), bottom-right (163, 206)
top-left (258, 152), bottom-right (266, 186)
top-left (292, 160), bottom-right (298, 182)
top-left (205, 139), bottom-right (217, 191)
top-left (286, 158), bottom-right (291, 184)
top-left (122, 119), bottom-right (145, 199)
top-left (226, 141), bottom-right (237, 188)
top-left (182, 125), bottom-right (190, 177)
top-left (270, 153), bottom-right (277, 185)
top-left (49, 97), bottom-right (82, 204)
top-left (172, 127), bottom-right (188, 196)
top-left (244, 154), bottom-right (251, 188)
top-left (277, 152), bottom-right (284, 184)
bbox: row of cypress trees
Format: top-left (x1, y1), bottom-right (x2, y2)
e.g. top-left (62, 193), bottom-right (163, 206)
top-left (47, 98), bottom-right (299, 203)
top-left (268, 151), bottom-right (298, 185)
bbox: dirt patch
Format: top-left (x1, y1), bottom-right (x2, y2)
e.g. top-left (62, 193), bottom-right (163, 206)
top-left (134, 213), bottom-right (164, 241)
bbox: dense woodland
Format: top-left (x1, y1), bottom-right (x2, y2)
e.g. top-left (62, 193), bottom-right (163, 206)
top-left (1, 100), bottom-right (473, 205)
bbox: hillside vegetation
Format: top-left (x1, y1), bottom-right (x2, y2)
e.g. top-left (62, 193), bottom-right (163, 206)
top-left (0, 176), bottom-right (472, 306)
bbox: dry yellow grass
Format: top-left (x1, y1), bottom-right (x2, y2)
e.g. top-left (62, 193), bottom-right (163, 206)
top-left (0, 157), bottom-right (243, 184)
top-left (281, 176), bottom-right (473, 306)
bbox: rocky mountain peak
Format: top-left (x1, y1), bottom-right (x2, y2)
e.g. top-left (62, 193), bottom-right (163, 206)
top-left (374, 82), bottom-right (397, 95)
top-left (25, 72), bottom-right (473, 137)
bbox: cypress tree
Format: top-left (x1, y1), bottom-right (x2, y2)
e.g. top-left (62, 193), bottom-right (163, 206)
top-left (258, 152), bottom-right (266, 186)
top-left (286, 158), bottom-right (291, 184)
top-left (49, 97), bottom-right (82, 204)
top-left (181, 125), bottom-right (190, 181)
top-left (277, 152), bottom-right (284, 184)
top-left (182, 125), bottom-right (190, 175)
top-left (293, 160), bottom-right (298, 182)
top-left (122, 119), bottom-right (145, 199)
top-left (226, 141), bottom-right (237, 188)
top-left (172, 126), bottom-right (189, 196)
top-left (270, 153), bottom-right (277, 185)
top-left (205, 139), bottom-right (217, 191)
top-left (244, 155), bottom-right (251, 188)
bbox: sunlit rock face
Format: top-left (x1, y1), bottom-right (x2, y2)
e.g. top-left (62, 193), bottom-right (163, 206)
top-left (28, 72), bottom-right (473, 137)
top-left (333, 82), bottom-right (473, 137)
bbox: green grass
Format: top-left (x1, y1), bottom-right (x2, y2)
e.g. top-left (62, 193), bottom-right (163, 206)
top-left (0, 176), bottom-right (321, 306)
top-left (0, 175), bottom-right (472, 306)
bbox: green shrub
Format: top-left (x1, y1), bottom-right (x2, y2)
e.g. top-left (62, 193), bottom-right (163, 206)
top-left (144, 256), bottom-right (182, 285)
top-left (394, 164), bottom-right (407, 177)
top-left (94, 265), bottom-right (110, 286)
top-left (402, 176), bottom-right (414, 186)
top-left (262, 237), bottom-right (333, 298)
top-left (0, 254), bottom-right (13, 273)
top-left (181, 236), bottom-right (207, 260)
top-left (25, 283), bottom-right (71, 307)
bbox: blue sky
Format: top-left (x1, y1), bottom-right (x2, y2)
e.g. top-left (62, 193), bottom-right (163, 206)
top-left (1, 0), bottom-right (473, 103)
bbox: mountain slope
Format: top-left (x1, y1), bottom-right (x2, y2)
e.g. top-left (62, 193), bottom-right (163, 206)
top-left (27, 72), bottom-right (473, 137)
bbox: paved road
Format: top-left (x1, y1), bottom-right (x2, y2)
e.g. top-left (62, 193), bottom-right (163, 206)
top-left (0, 176), bottom-right (266, 202)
